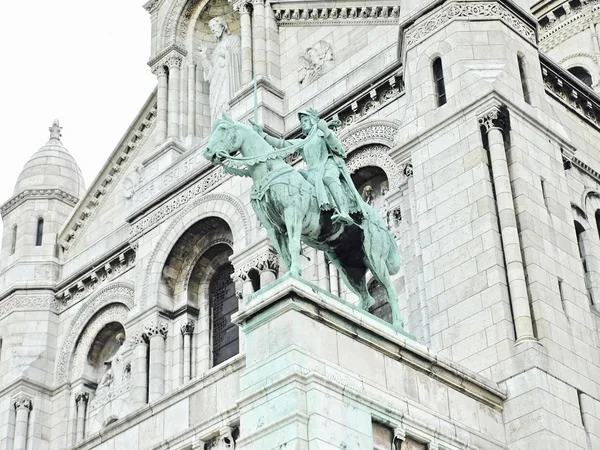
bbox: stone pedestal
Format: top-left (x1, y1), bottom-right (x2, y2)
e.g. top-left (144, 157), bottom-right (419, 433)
top-left (233, 275), bottom-right (507, 450)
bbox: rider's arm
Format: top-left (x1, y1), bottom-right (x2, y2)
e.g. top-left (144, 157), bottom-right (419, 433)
top-left (317, 120), bottom-right (347, 159)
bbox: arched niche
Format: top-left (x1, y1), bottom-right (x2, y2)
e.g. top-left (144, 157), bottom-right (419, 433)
top-left (160, 217), bottom-right (234, 310)
top-left (351, 165), bottom-right (390, 214)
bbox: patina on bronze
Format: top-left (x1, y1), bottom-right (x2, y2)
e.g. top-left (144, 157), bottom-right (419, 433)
top-left (204, 111), bottom-right (404, 328)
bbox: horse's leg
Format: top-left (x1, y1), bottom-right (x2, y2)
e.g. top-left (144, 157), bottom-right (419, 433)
top-left (326, 251), bottom-right (375, 309)
top-left (284, 207), bottom-right (303, 276)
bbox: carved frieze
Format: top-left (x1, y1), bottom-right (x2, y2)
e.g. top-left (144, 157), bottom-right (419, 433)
top-left (403, 1), bottom-right (535, 50)
top-left (0, 295), bottom-right (59, 319)
top-left (275, 5), bottom-right (400, 25)
top-left (1, 188), bottom-right (78, 217)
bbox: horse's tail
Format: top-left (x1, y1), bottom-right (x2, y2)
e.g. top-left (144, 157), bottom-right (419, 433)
top-left (362, 209), bottom-right (401, 276)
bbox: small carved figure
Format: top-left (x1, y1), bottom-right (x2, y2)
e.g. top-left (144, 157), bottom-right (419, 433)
top-left (198, 18), bottom-right (242, 123)
top-left (362, 185), bottom-right (375, 206)
top-left (298, 41), bottom-right (333, 85)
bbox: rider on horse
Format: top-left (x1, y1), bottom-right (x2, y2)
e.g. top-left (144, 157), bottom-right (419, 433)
top-left (252, 109), bottom-right (363, 225)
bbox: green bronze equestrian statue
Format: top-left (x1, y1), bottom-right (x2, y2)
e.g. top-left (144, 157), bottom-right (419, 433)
top-left (204, 111), bottom-right (404, 329)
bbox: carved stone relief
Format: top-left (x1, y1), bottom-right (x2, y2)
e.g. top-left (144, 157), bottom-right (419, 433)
top-left (298, 40), bottom-right (333, 86)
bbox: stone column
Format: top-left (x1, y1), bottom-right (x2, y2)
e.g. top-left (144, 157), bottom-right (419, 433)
top-left (131, 332), bottom-right (149, 408)
top-left (329, 262), bottom-right (340, 297)
top-left (167, 54), bottom-right (183, 140)
top-left (181, 321), bottom-right (195, 383)
top-left (145, 320), bottom-right (168, 402)
top-left (153, 65), bottom-right (168, 145)
top-left (240, 1), bottom-right (253, 84)
top-left (75, 392), bottom-right (89, 443)
top-left (258, 251), bottom-right (279, 288)
top-left (316, 251), bottom-right (329, 291)
top-left (479, 107), bottom-right (535, 343)
top-left (187, 61), bottom-right (196, 141)
top-left (13, 393), bottom-right (32, 450)
top-left (252, 0), bottom-right (267, 77)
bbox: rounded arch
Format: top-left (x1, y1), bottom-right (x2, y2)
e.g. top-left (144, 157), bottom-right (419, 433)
top-left (69, 305), bottom-right (129, 381)
top-left (187, 242), bottom-right (233, 307)
top-left (140, 193), bottom-right (250, 311)
top-left (338, 120), bottom-right (399, 154)
top-left (346, 144), bottom-right (405, 192)
top-left (54, 282), bottom-right (134, 384)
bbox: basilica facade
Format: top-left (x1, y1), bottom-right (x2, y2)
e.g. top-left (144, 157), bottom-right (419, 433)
top-left (2, 0), bottom-right (600, 449)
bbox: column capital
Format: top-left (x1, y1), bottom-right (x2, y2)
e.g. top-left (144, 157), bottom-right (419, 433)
top-left (220, 425), bottom-right (236, 448)
top-left (239, 1), bottom-right (252, 14)
top-left (478, 106), bottom-right (506, 132)
top-left (144, 319), bottom-right (169, 338)
top-left (181, 320), bottom-right (195, 336)
top-left (75, 391), bottom-right (90, 405)
top-left (152, 65), bottom-right (168, 76)
top-left (166, 53), bottom-right (183, 69)
top-left (13, 392), bottom-right (33, 411)
top-left (233, 247), bottom-right (279, 281)
top-left (129, 329), bottom-right (148, 347)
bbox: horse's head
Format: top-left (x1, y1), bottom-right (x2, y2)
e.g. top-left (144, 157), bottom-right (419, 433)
top-left (204, 113), bottom-right (243, 165)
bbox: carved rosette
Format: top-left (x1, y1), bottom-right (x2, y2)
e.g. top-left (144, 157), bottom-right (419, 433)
top-left (144, 320), bottom-right (169, 339)
top-left (181, 321), bottom-right (195, 336)
top-left (478, 107), bottom-right (505, 132)
top-left (75, 391), bottom-right (90, 406)
top-left (13, 392), bottom-right (33, 411)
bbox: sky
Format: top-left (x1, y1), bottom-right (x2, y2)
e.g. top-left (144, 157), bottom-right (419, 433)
top-left (0, 1), bottom-right (156, 231)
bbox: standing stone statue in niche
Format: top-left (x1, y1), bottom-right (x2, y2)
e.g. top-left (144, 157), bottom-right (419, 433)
top-left (198, 17), bottom-right (242, 123)
top-left (297, 40), bottom-right (333, 85)
top-left (203, 110), bottom-right (405, 329)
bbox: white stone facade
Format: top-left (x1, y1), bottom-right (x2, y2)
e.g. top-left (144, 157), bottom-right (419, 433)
top-left (2, 0), bottom-right (600, 449)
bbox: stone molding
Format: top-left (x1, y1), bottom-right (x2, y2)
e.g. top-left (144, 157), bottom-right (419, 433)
top-left (541, 55), bottom-right (600, 131)
top-left (163, 0), bottom-right (211, 48)
top-left (69, 304), bottom-right (130, 380)
top-left (274, 5), bottom-right (400, 26)
top-left (55, 283), bottom-right (135, 384)
top-left (539, 2), bottom-right (600, 50)
top-left (1, 188), bottom-right (78, 217)
top-left (346, 144), bottom-right (409, 192)
top-left (60, 102), bottom-right (158, 253)
top-left (0, 294), bottom-right (59, 319)
top-left (143, 0), bottom-right (162, 13)
top-left (559, 52), bottom-right (597, 64)
top-left (402, 1), bottom-right (536, 52)
top-left (128, 173), bottom-right (238, 238)
top-left (13, 392), bottom-right (33, 411)
top-left (56, 246), bottom-right (136, 306)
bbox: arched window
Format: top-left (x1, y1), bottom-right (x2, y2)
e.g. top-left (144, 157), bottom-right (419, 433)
top-left (575, 220), bottom-right (586, 261)
top-left (432, 57), bottom-right (446, 106)
top-left (35, 218), bottom-right (44, 246)
top-left (10, 225), bottom-right (17, 255)
top-left (210, 263), bottom-right (239, 367)
top-left (568, 66), bottom-right (593, 87)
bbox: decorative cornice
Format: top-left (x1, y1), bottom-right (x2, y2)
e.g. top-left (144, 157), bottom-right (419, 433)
top-left (402, 1), bottom-right (536, 52)
top-left (1, 188), bottom-right (78, 217)
top-left (0, 294), bottom-right (59, 320)
top-left (56, 246), bottom-right (136, 306)
top-left (541, 55), bottom-right (600, 132)
top-left (59, 98), bottom-right (158, 254)
top-left (274, 5), bottom-right (400, 26)
top-left (539, 2), bottom-right (600, 49)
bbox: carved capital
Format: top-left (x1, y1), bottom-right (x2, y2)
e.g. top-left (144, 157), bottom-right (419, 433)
top-left (166, 54), bottom-right (183, 69)
top-left (478, 107), bottom-right (505, 132)
top-left (239, 1), bottom-right (252, 14)
top-left (144, 320), bottom-right (168, 338)
top-left (233, 248), bottom-right (279, 280)
top-left (220, 426), bottom-right (236, 449)
top-left (75, 391), bottom-right (90, 405)
top-left (152, 65), bottom-right (168, 77)
top-left (13, 392), bottom-right (33, 411)
top-left (181, 320), bottom-right (195, 336)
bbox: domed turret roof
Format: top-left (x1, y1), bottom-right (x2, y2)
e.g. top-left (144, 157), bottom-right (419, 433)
top-left (14, 119), bottom-right (85, 198)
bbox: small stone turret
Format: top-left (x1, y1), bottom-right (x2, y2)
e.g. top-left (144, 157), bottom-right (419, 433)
top-left (0, 120), bottom-right (85, 278)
